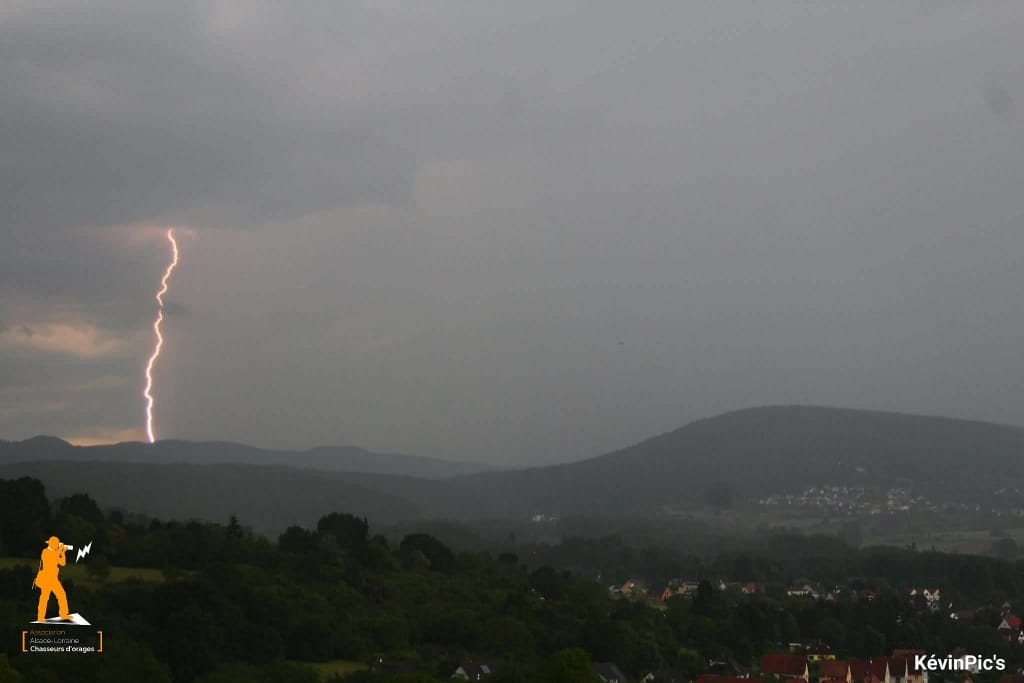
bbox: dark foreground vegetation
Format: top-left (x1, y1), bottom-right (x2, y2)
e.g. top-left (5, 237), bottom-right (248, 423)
top-left (4, 476), bottom-right (1024, 682)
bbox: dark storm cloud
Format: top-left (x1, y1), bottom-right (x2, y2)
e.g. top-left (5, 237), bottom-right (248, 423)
top-left (0, 1), bottom-right (580, 238)
top-left (0, 2), bottom-right (413, 235)
top-left (3, 1), bottom-right (1024, 460)
top-left (1, 0), bottom-right (588, 444)
top-left (0, 1), bottom-right (578, 332)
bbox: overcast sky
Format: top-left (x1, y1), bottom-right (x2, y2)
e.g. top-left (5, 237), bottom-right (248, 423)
top-left (2, 1), bottom-right (1022, 465)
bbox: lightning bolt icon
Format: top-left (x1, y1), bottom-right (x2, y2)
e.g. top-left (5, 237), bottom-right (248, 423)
top-left (76, 541), bottom-right (92, 563)
top-left (143, 229), bottom-right (180, 443)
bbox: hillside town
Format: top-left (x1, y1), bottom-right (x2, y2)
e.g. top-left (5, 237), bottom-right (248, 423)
top-left (757, 487), bottom-right (942, 516)
top-left (755, 486), bottom-right (1024, 519)
top-left (439, 648), bottom-right (1024, 683)
top-left (594, 577), bottom-right (1024, 682)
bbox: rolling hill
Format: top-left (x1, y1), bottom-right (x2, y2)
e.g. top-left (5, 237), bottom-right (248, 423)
top-left (0, 436), bottom-right (490, 478)
top-left (446, 405), bottom-right (1024, 516)
top-left (3, 406), bottom-right (1023, 529)
top-left (0, 460), bottom-right (496, 533)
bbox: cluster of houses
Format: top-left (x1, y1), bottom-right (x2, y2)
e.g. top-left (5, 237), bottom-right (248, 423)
top-left (787, 584), bottom-right (876, 602)
top-left (373, 647), bottom-right (1024, 683)
top-left (437, 650), bottom-right (1020, 683)
top-left (756, 484), bottom-right (1024, 518)
top-left (641, 651), bottom-right (936, 683)
top-left (758, 652), bottom-right (929, 683)
top-left (909, 590), bottom-right (1024, 646)
top-left (757, 486), bottom-right (937, 515)
top-left (448, 659), bottom-right (627, 682)
top-left (614, 578), bottom-right (1024, 652)
top-left (680, 651), bottom-right (1008, 683)
top-left (998, 606), bottom-right (1024, 645)
top-left (371, 657), bottom-right (629, 683)
top-left (610, 577), bottom-right (761, 602)
top-left (378, 588), bottom-right (1024, 683)
top-left (609, 578), bottom-right (879, 605)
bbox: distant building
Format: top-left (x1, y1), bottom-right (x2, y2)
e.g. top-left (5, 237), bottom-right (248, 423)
top-left (998, 614), bottom-right (1022, 641)
top-left (787, 584), bottom-right (822, 599)
top-left (850, 658), bottom-right (890, 683)
top-left (891, 652), bottom-right (928, 683)
top-left (452, 660), bottom-right (502, 681)
top-left (707, 659), bottom-right (750, 677)
top-left (760, 654), bottom-right (809, 681)
top-left (887, 657), bottom-right (908, 683)
top-left (595, 662), bottom-right (628, 683)
top-left (819, 660), bottom-right (852, 683)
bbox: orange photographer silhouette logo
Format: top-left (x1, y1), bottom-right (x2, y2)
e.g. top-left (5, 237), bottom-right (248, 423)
top-left (33, 536), bottom-right (73, 623)
top-left (30, 536), bottom-right (93, 626)
top-left (21, 536), bottom-right (103, 653)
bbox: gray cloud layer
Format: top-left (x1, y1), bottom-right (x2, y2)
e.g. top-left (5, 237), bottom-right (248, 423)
top-left (2, 1), bottom-right (1022, 463)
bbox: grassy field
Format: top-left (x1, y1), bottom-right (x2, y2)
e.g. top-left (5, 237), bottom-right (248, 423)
top-left (293, 659), bottom-right (367, 681)
top-left (662, 505), bottom-right (1024, 557)
top-left (866, 527), bottom-right (1024, 555)
top-left (0, 556), bottom-right (166, 586)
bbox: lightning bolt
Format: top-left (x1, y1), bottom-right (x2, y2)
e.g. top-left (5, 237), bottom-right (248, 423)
top-left (143, 229), bottom-right (179, 443)
top-left (75, 541), bottom-right (92, 563)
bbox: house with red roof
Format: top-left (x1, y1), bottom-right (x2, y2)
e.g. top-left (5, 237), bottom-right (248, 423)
top-left (886, 657), bottom-right (908, 683)
top-left (998, 614), bottom-right (1022, 641)
top-left (849, 660), bottom-right (869, 682)
top-left (760, 654), bottom-right (809, 681)
top-left (999, 614), bottom-right (1021, 630)
top-left (819, 660), bottom-right (852, 683)
top-left (890, 652), bottom-right (927, 683)
top-left (850, 659), bottom-right (890, 683)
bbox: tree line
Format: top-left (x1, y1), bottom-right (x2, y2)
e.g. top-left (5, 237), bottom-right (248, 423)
top-left (3, 476), bottom-right (1024, 682)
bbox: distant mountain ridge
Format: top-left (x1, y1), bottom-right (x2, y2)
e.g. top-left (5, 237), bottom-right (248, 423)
top-left (3, 406), bottom-right (1023, 530)
top-left (0, 436), bottom-right (492, 479)
top-left (446, 405), bottom-right (1024, 516)
top-left (0, 460), bottom-right (496, 531)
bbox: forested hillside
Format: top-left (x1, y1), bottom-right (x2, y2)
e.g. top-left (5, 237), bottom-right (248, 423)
top-left (4, 476), bottom-right (1024, 682)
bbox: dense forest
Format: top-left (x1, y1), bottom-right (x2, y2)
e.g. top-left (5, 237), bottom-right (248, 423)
top-left (3, 475), bottom-right (1024, 683)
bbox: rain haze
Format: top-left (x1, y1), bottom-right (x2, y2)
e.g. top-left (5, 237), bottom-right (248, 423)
top-left (2, 1), bottom-right (1022, 466)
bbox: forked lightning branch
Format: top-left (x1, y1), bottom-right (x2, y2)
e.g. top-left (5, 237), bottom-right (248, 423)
top-left (143, 229), bottom-right (180, 443)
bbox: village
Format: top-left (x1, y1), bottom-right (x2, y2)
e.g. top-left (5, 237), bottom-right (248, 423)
top-left (442, 644), bottom-right (1024, 683)
top-left (558, 579), bottom-right (1024, 683)
top-left (757, 487), bottom-right (945, 516)
top-left (756, 486), bottom-right (1024, 520)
